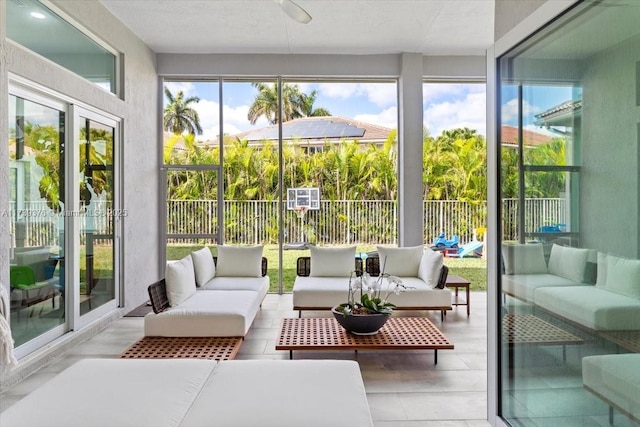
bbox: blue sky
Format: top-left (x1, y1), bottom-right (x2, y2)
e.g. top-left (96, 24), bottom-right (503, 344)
top-left (164, 80), bottom-right (576, 142)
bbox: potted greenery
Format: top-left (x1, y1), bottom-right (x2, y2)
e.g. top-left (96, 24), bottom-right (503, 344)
top-left (332, 260), bottom-right (406, 335)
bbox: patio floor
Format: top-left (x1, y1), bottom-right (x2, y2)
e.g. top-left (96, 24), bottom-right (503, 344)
top-left (0, 292), bottom-right (490, 427)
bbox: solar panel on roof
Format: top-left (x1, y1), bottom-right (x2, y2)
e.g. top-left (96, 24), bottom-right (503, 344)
top-left (244, 119), bottom-right (365, 141)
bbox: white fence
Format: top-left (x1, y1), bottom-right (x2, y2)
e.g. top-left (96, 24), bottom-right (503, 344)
top-left (11, 198), bottom-right (566, 247)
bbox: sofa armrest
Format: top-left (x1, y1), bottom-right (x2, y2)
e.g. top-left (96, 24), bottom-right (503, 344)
top-left (296, 257), bottom-right (363, 277)
top-left (147, 279), bottom-right (170, 314)
top-left (213, 256), bottom-right (268, 277)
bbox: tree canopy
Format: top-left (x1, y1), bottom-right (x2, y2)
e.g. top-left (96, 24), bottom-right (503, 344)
top-left (247, 83), bottom-right (331, 125)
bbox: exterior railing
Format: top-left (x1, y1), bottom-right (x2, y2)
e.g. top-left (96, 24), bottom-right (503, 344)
top-left (10, 198), bottom-right (566, 248)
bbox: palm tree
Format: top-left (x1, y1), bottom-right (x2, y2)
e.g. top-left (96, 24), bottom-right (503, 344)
top-left (248, 82), bottom-right (308, 125)
top-left (163, 86), bottom-right (203, 135)
top-left (300, 90), bottom-right (331, 117)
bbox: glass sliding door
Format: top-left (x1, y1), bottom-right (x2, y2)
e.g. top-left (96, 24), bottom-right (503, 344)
top-left (8, 93), bottom-right (67, 349)
top-left (497, 1), bottom-right (640, 426)
top-left (76, 113), bottom-right (118, 317)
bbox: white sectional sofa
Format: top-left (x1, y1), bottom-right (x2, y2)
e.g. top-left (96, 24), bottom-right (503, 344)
top-left (582, 354), bottom-right (640, 424)
top-left (292, 245), bottom-right (451, 318)
top-left (144, 246), bottom-right (269, 337)
top-left (0, 358), bottom-right (374, 427)
top-left (502, 243), bottom-right (640, 331)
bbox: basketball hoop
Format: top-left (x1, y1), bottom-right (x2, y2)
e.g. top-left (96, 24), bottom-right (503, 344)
top-left (293, 205), bottom-right (308, 220)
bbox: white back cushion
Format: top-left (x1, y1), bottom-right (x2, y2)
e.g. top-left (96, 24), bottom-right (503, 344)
top-left (377, 245), bottom-right (424, 277)
top-left (502, 243), bottom-right (547, 275)
top-left (548, 244), bottom-right (589, 283)
top-left (191, 247), bottom-right (216, 287)
top-left (418, 247), bottom-right (444, 288)
top-left (216, 245), bottom-right (264, 277)
top-left (165, 255), bottom-right (196, 307)
top-left (309, 246), bottom-right (356, 277)
top-left (606, 254), bottom-right (640, 298)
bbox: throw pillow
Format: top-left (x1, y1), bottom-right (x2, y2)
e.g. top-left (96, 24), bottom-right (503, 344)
top-left (191, 247), bottom-right (216, 287)
top-left (309, 246), bottom-right (356, 277)
top-left (606, 254), bottom-right (640, 298)
top-left (596, 252), bottom-right (608, 288)
top-left (547, 244), bottom-right (589, 283)
top-left (377, 245), bottom-right (424, 277)
top-left (215, 245), bottom-right (264, 277)
top-left (417, 247), bottom-right (444, 288)
top-left (165, 255), bottom-right (196, 307)
top-left (501, 243), bottom-right (547, 275)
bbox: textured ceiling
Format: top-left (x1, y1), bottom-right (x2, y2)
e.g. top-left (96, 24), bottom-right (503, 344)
top-left (98, 0), bottom-right (495, 55)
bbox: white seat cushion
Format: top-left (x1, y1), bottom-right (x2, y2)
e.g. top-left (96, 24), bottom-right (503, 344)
top-left (292, 276), bottom-right (451, 309)
top-left (144, 290), bottom-right (263, 337)
top-left (200, 276), bottom-right (269, 296)
top-left (0, 359), bottom-right (217, 427)
top-left (534, 285), bottom-right (640, 330)
top-left (181, 360), bottom-right (373, 427)
top-left (502, 273), bottom-right (581, 302)
top-left (583, 354), bottom-right (640, 422)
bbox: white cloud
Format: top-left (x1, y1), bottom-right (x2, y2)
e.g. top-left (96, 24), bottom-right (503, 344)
top-left (193, 100), bottom-right (269, 141)
top-left (163, 82), bottom-right (196, 98)
top-left (424, 91), bottom-right (486, 137)
top-left (501, 98), bottom-right (541, 124)
top-left (318, 82), bottom-right (396, 108)
top-left (354, 106), bottom-right (398, 129)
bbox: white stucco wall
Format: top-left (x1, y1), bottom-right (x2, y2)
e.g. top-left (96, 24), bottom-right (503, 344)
top-left (581, 33), bottom-right (640, 257)
top-left (0, 0), bottom-right (161, 313)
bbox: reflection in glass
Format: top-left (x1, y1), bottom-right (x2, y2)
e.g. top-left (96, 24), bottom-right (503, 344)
top-left (8, 95), bottom-right (65, 347)
top-left (79, 119), bottom-right (115, 316)
top-left (498, 1), bottom-right (640, 426)
top-left (6, 0), bottom-right (117, 93)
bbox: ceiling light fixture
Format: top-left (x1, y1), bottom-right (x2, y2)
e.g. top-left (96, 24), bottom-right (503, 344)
top-left (30, 11), bottom-right (46, 19)
top-left (275, 0), bottom-right (312, 24)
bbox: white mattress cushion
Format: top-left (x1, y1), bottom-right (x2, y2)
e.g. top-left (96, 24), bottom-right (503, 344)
top-left (606, 254), bottom-right (640, 298)
top-left (548, 244), bottom-right (589, 283)
top-left (165, 255), bottom-right (196, 306)
top-left (502, 273), bottom-right (580, 302)
top-left (502, 243), bottom-right (548, 275)
top-left (191, 247), bottom-right (215, 287)
top-left (377, 245), bottom-right (424, 277)
top-left (200, 275), bottom-right (269, 296)
top-left (293, 276), bottom-right (451, 309)
top-left (144, 290), bottom-right (263, 337)
top-left (0, 359), bottom-right (217, 427)
top-left (181, 360), bottom-right (373, 427)
top-left (309, 245), bottom-right (356, 277)
top-left (582, 354), bottom-right (640, 421)
top-left (534, 285), bottom-right (640, 330)
top-left (418, 247), bottom-right (444, 288)
top-left (216, 245), bottom-right (263, 277)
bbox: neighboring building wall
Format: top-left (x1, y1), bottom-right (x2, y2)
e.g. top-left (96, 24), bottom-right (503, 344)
top-left (0, 0), bottom-right (161, 312)
top-left (581, 33), bottom-right (640, 257)
top-left (494, 0), bottom-right (546, 40)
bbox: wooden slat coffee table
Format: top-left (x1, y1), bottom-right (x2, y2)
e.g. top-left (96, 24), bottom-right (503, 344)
top-left (502, 314), bottom-right (584, 362)
top-left (120, 336), bottom-right (242, 360)
top-left (276, 317), bottom-right (454, 364)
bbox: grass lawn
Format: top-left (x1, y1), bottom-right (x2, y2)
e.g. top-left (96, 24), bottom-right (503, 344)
top-left (167, 244), bottom-right (487, 293)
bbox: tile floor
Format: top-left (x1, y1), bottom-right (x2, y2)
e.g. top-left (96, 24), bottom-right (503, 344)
top-left (0, 292), bottom-right (490, 427)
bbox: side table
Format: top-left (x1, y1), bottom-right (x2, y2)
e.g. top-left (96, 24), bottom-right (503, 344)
top-left (446, 274), bottom-right (471, 316)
